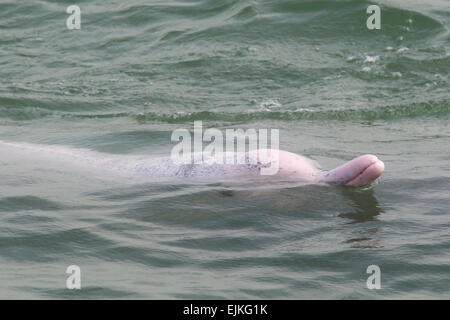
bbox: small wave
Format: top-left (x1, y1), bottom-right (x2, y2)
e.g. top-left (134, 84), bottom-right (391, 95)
top-left (0, 196), bottom-right (63, 212)
top-left (132, 100), bottom-right (450, 122)
top-left (142, 101), bottom-right (449, 122)
top-left (1, 100), bottom-right (447, 123)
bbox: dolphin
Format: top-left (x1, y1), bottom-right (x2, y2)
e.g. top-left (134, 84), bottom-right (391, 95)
top-left (0, 141), bottom-right (384, 186)
top-left (236, 149), bottom-right (384, 186)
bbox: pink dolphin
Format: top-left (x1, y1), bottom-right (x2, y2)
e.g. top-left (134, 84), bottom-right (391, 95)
top-left (0, 141), bottom-right (384, 186)
top-left (247, 149), bottom-right (385, 187)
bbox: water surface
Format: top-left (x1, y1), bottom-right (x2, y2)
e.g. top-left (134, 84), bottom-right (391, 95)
top-left (0, 0), bottom-right (449, 299)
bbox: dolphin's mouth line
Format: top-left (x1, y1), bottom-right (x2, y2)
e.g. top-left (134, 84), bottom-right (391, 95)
top-left (342, 168), bottom-right (368, 185)
top-left (343, 160), bottom-right (381, 186)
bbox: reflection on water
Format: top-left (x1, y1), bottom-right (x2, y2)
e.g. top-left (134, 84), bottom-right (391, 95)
top-left (339, 187), bottom-right (384, 223)
top-left (339, 187), bottom-right (385, 249)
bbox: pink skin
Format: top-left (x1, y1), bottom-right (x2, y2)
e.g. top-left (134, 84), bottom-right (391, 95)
top-left (249, 150), bottom-right (384, 186)
top-left (320, 154), bottom-right (385, 186)
top-left (0, 142), bottom-right (384, 186)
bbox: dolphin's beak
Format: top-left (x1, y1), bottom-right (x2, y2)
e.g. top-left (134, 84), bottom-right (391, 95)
top-left (321, 154), bottom-right (385, 186)
top-left (344, 158), bottom-right (384, 186)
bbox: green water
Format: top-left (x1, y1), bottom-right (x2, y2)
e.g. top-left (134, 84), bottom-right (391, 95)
top-left (0, 0), bottom-right (449, 299)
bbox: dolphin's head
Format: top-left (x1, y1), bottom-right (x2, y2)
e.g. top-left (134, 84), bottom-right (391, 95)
top-left (343, 155), bottom-right (384, 186)
top-left (321, 154), bottom-right (385, 186)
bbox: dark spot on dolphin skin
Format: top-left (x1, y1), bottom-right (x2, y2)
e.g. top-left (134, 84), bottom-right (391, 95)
top-left (175, 164), bottom-right (195, 177)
